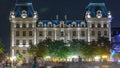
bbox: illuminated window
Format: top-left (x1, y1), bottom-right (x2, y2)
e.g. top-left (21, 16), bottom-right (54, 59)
top-left (16, 24), bottom-right (20, 28)
top-left (22, 50), bottom-right (26, 54)
top-left (29, 31), bottom-right (33, 36)
top-left (16, 40), bottom-right (19, 45)
top-left (73, 31), bottom-right (76, 36)
top-left (23, 31), bottom-right (26, 36)
top-left (23, 40), bottom-right (26, 45)
top-left (29, 40), bottom-right (32, 44)
top-left (81, 31), bottom-right (85, 37)
top-left (22, 23), bottom-right (26, 28)
top-left (97, 24), bottom-right (101, 28)
top-left (39, 31), bottom-right (43, 36)
top-left (29, 23), bottom-right (32, 28)
top-left (98, 31), bottom-right (101, 37)
top-left (16, 31), bottom-right (19, 36)
top-left (48, 31), bottom-right (52, 36)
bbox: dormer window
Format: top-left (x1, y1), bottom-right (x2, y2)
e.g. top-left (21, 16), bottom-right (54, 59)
top-left (38, 22), bottom-right (43, 27)
top-left (48, 22), bottom-right (52, 28)
top-left (72, 22), bottom-right (76, 28)
top-left (96, 10), bottom-right (102, 18)
top-left (73, 24), bottom-right (76, 27)
top-left (21, 10), bottom-right (27, 18)
top-left (81, 24), bottom-right (84, 27)
top-left (81, 21), bottom-right (85, 27)
top-left (60, 21), bottom-right (64, 28)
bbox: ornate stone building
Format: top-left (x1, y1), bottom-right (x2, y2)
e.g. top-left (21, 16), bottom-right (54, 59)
top-left (9, 2), bottom-right (112, 61)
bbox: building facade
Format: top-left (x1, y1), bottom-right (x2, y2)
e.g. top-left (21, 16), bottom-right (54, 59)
top-left (9, 2), bottom-right (112, 61)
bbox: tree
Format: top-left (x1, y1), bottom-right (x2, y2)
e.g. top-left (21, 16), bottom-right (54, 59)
top-left (27, 43), bottom-right (49, 58)
top-left (97, 37), bottom-right (112, 56)
top-left (41, 38), bottom-right (71, 58)
top-left (69, 39), bottom-right (87, 56)
top-left (0, 38), bottom-right (4, 61)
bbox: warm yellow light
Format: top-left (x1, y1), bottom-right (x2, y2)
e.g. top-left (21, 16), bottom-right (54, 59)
top-left (94, 56), bottom-right (101, 61)
top-left (102, 55), bottom-right (108, 58)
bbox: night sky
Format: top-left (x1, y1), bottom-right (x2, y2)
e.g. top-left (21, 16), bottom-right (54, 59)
top-left (0, 0), bottom-right (119, 52)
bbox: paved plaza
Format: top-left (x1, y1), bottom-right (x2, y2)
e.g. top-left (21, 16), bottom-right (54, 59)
top-left (2, 62), bottom-right (120, 68)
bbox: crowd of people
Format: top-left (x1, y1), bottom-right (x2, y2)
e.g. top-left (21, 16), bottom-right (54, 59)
top-left (0, 57), bottom-right (45, 68)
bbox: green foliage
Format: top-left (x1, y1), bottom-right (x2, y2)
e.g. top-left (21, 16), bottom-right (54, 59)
top-left (45, 39), bottom-right (70, 58)
top-left (27, 43), bottom-right (49, 58)
top-left (0, 38), bottom-right (4, 55)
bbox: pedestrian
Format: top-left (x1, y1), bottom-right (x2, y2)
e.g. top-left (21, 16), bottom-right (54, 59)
top-left (32, 60), bottom-right (36, 68)
top-left (28, 58), bottom-right (33, 68)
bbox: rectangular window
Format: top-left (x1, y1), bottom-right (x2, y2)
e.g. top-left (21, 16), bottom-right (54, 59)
top-left (23, 40), bottom-right (26, 45)
top-left (48, 31), bottom-right (52, 36)
top-left (22, 50), bottom-right (26, 54)
top-left (81, 31), bottom-right (85, 37)
top-left (29, 23), bottom-right (32, 28)
top-left (39, 31), bottom-right (43, 36)
top-left (29, 31), bottom-right (33, 36)
top-left (29, 40), bottom-right (32, 45)
top-left (91, 24), bottom-right (95, 28)
top-left (22, 23), bottom-right (26, 28)
top-left (97, 24), bottom-right (101, 28)
top-left (91, 31), bottom-right (95, 36)
top-left (98, 31), bottom-right (101, 37)
top-left (103, 24), bottom-right (107, 28)
top-left (16, 40), bottom-right (19, 45)
top-left (23, 31), bottom-right (26, 36)
top-left (104, 31), bottom-right (107, 36)
top-left (16, 50), bottom-right (19, 54)
top-left (73, 31), bottom-right (76, 36)
top-left (16, 31), bottom-right (19, 36)
top-left (16, 24), bottom-right (20, 28)
top-left (61, 31), bottom-right (64, 36)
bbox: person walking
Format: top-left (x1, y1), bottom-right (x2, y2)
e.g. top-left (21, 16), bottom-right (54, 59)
top-left (32, 60), bottom-right (36, 68)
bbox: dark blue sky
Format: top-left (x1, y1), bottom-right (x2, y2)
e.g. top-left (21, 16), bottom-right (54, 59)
top-left (0, 0), bottom-right (119, 52)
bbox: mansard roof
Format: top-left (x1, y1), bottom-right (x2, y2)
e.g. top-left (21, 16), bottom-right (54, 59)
top-left (14, 3), bottom-right (34, 17)
top-left (86, 3), bottom-right (108, 17)
top-left (37, 19), bottom-right (87, 27)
